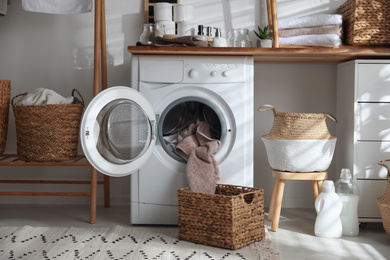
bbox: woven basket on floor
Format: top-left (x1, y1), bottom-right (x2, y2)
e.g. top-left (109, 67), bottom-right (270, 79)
top-left (12, 89), bottom-right (84, 162)
top-left (178, 184), bottom-right (265, 250)
top-left (0, 80), bottom-right (11, 155)
top-left (339, 0), bottom-right (390, 46)
top-left (377, 159), bottom-right (390, 236)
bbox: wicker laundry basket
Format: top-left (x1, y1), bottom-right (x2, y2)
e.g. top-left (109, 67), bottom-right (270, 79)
top-left (339, 0), bottom-right (390, 45)
top-left (178, 184), bottom-right (265, 250)
top-left (258, 104), bottom-right (337, 172)
top-left (0, 80), bottom-right (11, 155)
top-left (377, 159), bottom-right (390, 236)
top-left (12, 89), bottom-right (84, 162)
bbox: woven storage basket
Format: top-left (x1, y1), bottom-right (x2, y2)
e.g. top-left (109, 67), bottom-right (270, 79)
top-left (258, 104), bottom-right (337, 172)
top-left (178, 184), bottom-right (265, 250)
top-left (339, 0), bottom-right (390, 46)
top-left (377, 159), bottom-right (390, 236)
top-left (0, 80), bottom-right (11, 155)
top-left (12, 89), bottom-right (84, 162)
top-left (258, 104), bottom-right (337, 140)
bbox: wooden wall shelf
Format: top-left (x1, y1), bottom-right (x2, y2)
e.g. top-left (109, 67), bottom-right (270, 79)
top-left (127, 45), bottom-right (390, 64)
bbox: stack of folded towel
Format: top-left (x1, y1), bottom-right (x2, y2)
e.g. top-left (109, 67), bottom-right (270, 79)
top-left (277, 14), bottom-right (343, 47)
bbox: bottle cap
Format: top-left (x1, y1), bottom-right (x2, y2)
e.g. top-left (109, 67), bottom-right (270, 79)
top-left (198, 25), bottom-right (204, 35)
top-left (206, 26), bottom-right (212, 36)
top-left (322, 180), bottom-right (335, 192)
top-left (340, 168), bottom-right (352, 179)
top-left (214, 27), bottom-right (222, 37)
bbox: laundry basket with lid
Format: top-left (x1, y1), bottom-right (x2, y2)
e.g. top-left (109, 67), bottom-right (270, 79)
top-left (258, 104), bottom-right (337, 172)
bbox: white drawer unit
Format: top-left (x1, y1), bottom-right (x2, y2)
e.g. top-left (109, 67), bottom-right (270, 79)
top-left (337, 60), bottom-right (390, 223)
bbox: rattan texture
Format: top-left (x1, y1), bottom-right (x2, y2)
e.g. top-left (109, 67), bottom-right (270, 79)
top-left (0, 80), bottom-right (11, 155)
top-left (377, 159), bottom-right (390, 236)
top-left (339, 0), bottom-right (390, 46)
top-left (258, 104), bottom-right (337, 140)
top-left (177, 184), bottom-right (265, 250)
top-left (12, 89), bottom-right (84, 162)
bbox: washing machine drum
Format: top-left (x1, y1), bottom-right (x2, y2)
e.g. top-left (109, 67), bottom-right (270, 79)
top-left (80, 86), bottom-right (156, 177)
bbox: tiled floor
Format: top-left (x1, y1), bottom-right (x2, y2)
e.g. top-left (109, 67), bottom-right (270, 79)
top-left (0, 204), bottom-right (389, 259)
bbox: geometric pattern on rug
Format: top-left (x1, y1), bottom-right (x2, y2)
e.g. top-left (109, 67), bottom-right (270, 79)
top-left (0, 225), bottom-right (280, 260)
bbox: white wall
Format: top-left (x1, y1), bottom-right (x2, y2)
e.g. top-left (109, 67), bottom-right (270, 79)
top-left (0, 0), bottom-right (345, 207)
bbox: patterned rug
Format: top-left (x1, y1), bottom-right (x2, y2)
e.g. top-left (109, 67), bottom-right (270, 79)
top-left (0, 225), bottom-right (279, 260)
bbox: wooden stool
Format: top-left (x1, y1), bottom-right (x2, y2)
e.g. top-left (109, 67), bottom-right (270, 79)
top-left (268, 169), bottom-right (327, 231)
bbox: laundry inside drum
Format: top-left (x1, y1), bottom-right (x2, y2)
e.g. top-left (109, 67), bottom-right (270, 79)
top-left (160, 100), bottom-right (224, 162)
top-left (96, 99), bottom-right (152, 164)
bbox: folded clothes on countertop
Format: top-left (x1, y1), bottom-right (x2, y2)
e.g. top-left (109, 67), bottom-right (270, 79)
top-left (137, 36), bottom-right (210, 47)
top-left (278, 25), bottom-right (342, 38)
top-left (279, 34), bottom-right (342, 47)
top-left (278, 14), bottom-right (343, 30)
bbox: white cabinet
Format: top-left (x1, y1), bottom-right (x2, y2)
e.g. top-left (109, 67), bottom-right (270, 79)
top-left (337, 60), bottom-right (390, 222)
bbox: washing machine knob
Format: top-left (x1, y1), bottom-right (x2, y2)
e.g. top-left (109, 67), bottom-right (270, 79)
top-left (222, 71), bottom-right (229, 77)
top-left (188, 69), bottom-right (199, 78)
top-left (210, 71), bottom-right (218, 77)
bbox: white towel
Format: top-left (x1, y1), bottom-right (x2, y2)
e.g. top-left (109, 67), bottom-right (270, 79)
top-left (19, 88), bottom-right (74, 106)
top-left (22, 0), bottom-right (92, 14)
top-left (0, 0), bottom-right (9, 16)
top-left (279, 34), bottom-right (342, 47)
top-left (278, 14), bottom-right (343, 30)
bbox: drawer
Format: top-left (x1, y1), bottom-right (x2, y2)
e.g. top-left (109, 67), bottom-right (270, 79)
top-left (356, 142), bottom-right (390, 179)
top-left (357, 103), bottom-right (390, 141)
top-left (357, 179), bottom-right (387, 219)
top-left (357, 63), bottom-right (390, 102)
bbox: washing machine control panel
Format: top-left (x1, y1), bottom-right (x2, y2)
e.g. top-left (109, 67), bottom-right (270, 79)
top-left (184, 62), bottom-right (246, 83)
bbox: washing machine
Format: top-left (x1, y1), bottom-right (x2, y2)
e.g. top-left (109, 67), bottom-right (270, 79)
top-left (80, 55), bottom-right (254, 225)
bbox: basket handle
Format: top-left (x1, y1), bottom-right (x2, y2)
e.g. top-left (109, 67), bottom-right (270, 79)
top-left (325, 113), bottom-right (338, 124)
top-left (257, 104), bottom-right (277, 116)
top-left (242, 192), bottom-right (258, 205)
top-left (378, 159), bottom-right (390, 182)
top-left (11, 93), bottom-right (28, 116)
top-left (72, 89), bottom-right (84, 105)
top-left (11, 93), bottom-right (28, 107)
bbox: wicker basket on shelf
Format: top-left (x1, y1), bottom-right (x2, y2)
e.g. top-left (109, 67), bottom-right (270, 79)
top-left (377, 159), bottom-right (390, 236)
top-left (12, 89), bottom-right (84, 162)
top-left (178, 184), bottom-right (265, 250)
top-left (0, 80), bottom-right (11, 155)
top-left (339, 0), bottom-right (390, 45)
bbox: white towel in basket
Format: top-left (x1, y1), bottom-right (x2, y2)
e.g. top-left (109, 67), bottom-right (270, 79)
top-left (19, 88), bottom-right (74, 106)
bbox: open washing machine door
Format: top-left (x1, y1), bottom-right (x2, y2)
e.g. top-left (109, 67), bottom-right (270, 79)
top-left (80, 86), bottom-right (156, 177)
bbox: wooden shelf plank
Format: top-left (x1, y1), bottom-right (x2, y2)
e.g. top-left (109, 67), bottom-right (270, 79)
top-left (127, 45), bottom-right (390, 64)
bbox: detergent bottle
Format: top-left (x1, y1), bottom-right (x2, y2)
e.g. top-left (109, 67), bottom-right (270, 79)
top-left (314, 180), bottom-right (342, 238)
top-left (335, 168), bottom-right (360, 236)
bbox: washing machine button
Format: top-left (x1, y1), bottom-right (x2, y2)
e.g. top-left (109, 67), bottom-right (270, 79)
top-left (210, 71), bottom-right (218, 77)
top-left (188, 69), bottom-right (199, 78)
top-left (222, 71), bottom-right (229, 77)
